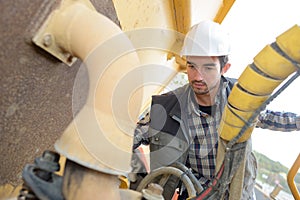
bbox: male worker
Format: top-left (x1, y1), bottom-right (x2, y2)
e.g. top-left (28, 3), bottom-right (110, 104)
top-left (131, 20), bottom-right (300, 199)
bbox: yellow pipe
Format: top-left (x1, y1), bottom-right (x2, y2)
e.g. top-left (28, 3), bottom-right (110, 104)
top-left (33, 0), bottom-right (143, 176)
top-left (287, 153), bottom-right (300, 200)
top-left (50, 2), bottom-right (121, 60)
top-left (32, 0), bottom-right (146, 198)
top-left (238, 64), bottom-right (283, 96)
top-left (219, 104), bottom-right (255, 142)
top-left (214, 0), bottom-right (236, 24)
top-left (219, 25), bottom-right (300, 142)
top-left (228, 83), bottom-right (269, 111)
top-left (254, 45), bottom-right (297, 79)
top-left (276, 25), bottom-right (300, 63)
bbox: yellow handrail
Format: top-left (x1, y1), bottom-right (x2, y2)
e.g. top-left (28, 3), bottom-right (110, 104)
top-left (287, 153), bottom-right (300, 200)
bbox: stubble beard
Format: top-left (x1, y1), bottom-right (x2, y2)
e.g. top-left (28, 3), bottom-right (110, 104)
top-left (191, 80), bottom-right (219, 96)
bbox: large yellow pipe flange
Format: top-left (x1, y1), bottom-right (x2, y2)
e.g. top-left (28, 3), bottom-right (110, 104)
top-left (219, 119), bottom-right (255, 143)
top-left (238, 64), bottom-right (283, 96)
top-left (228, 83), bottom-right (269, 112)
top-left (254, 45), bottom-right (297, 79)
top-left (219, 24), bottom-right (300, 143)
top-left (276, 25), bottom-right (300, 63)
top-left (219, 104), bottom-right (256, 142)
top-left (222, 104), bottom-right (254, 127)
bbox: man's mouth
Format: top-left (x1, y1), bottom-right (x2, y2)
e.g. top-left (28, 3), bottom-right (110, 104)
top-left (193, 81), bottom-right (207, 88)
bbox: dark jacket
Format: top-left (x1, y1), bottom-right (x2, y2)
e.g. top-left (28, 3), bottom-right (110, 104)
top-left (146, 77), bottom-right (237, 198)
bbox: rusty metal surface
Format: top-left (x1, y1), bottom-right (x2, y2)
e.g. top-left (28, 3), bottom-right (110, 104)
top-left (0, 0), bottom-right (120, 186)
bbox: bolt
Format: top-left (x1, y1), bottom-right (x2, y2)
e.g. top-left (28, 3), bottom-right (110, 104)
top-left (43, 34), bottom-right (52, 47)
top-left (63, 52), bottom-right (75, 65)
top-left (67, 55), bottom-right (74, 64)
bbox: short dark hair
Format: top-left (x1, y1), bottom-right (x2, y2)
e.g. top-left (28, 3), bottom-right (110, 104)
top-left (218, 55), bottom-right (229, 69)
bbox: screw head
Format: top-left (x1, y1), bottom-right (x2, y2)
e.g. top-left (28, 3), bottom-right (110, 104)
top-left (43, 34), bottom-right (52, 47)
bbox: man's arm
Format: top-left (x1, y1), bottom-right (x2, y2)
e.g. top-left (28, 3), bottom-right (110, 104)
top-left (130, 113), bottom-right (151, 190)
top-left (132, 113), bottom-right (151, 150)
top-left (256, 110), bottom-right (300, 131)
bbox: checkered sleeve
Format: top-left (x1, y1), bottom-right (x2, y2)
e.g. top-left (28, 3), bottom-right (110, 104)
top-left (256, 110), bottom-right (300, 131)
top-left (133, 113), bottom-right (150, 149)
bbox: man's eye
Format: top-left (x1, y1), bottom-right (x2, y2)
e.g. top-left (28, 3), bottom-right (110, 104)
top-left (187, 63), bottom-right (195, 68)
top-left (205, 67), bottom-right (214, 70)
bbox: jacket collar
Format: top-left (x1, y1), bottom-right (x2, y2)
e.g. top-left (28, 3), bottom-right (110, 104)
top-left (169, 76), bottom-right (230, 120)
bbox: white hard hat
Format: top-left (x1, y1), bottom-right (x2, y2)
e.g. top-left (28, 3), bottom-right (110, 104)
top-left (180, 20), bottom-right (231, 56)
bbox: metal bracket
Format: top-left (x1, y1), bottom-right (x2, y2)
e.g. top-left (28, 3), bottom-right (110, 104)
top-left (32, 0), bottom-right (95, 66)
top-left (33, 30), bottom-right (77, 66)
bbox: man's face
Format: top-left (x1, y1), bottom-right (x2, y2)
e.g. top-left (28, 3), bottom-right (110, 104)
top-left (186, 56), bottom-right (222, 95)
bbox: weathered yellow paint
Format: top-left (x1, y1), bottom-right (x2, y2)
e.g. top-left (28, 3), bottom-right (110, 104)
top-left (112, 0), bottom-right (176, 30)
top-left (254, 45), bottom-right (297, 79)
top-left (238, 65), bottom-right (283, 96)
top-left (55, 155), bottom-right (66, 176)
top-left (219, 116), bottom-right (255, 142)
top-left (214, 0), bottom-right (236, 24)
top-left (168, 0), bottom-right (190, 73)
top-left (119, 175), bottom-right (130, 189)
top-left (111, 0), bottom-right (236, 113)
top-left (172, 0), bottom-right (191, 34)
top-left (112, 0), bottom-right (185, 112)
top-left (276, 25), bottom-right (300, 63)
top-left (32, 0), bottom-right (96, 66)
top-left (33, 0), bottom-right (143, 176)
top-left (0, 183), bottom-right (22, 199)
top-left (228, 83), bottom-right (269, 112)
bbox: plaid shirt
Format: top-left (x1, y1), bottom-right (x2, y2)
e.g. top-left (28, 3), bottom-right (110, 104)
top-left (184, 82), bottom-right (300, 187)
top-left (132, 77), bottom-right (300, 194)
top-left (257, 110), bottom-right (300, 131)
top-left (186, 81), bottom-right (227, 186)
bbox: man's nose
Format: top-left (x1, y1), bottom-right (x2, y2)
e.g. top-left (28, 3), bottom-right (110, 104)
top-left (195, 67), bottom-right (205, 80)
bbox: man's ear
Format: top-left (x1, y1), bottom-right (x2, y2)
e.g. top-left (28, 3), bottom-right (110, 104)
top-left (221, 63), bottom-right (231, 75)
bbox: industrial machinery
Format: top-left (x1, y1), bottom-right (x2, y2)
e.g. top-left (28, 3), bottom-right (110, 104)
top-left (0, 0), bottom-right (299, 199)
